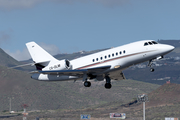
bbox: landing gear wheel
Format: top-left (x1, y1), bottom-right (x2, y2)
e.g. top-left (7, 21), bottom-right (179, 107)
top-left (84, 81), bottom-right (91, 87)
top-left (150, 68), bottom-right (155, 72)
top-left (104, 83), bottom-right (112, 89)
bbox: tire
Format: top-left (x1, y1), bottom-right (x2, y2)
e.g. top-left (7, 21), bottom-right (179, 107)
top-left (150, 68), bottom-right (155, 72)
top-left (84, 81), bottom-right (91, 87)
top-left (104, 83), bottom-right (112, 89)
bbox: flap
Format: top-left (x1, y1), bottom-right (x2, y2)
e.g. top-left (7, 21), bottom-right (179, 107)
top-left (109, 70), bottom-right (126, 80)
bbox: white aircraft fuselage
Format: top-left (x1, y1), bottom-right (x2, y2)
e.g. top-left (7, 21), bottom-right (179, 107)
top-left (27, 40), bottom-right (174, 89)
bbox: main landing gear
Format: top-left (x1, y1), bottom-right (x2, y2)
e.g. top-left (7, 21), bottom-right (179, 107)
top-left (83, 74), bottom-right (91, 87)
top-left (83, 74), bottom-right (112, 89)
top-left (104, 76), bottom-right (112, 89)
top-left (148, 60), bottom-right (155, 72)
top-left (84, 81), bottom-right (91, 87)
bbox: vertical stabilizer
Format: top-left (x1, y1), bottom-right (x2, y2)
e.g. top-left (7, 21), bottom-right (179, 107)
top-left (26, 42), bottom-right (58, 64)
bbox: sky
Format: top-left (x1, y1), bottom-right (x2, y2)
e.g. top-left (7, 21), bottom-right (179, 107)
top-left (0, 0), bottom-right (180, 61)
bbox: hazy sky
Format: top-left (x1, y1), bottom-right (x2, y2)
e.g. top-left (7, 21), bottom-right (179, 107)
top-left (0, 0), bottom-right (180, 61)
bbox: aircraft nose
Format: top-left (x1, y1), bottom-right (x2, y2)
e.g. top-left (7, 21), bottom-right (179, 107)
top-left (161, 44), bottom-right (175, 54)
top-left (166, 45), bottom-right (175, 52)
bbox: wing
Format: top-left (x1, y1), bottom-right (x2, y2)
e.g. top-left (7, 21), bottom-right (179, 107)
top-left (39, 69), bottom-right (87, 76)
top-left (38, 65), bottom-right (111, 76)
top-left (38, 65), bottom-right (126, 80)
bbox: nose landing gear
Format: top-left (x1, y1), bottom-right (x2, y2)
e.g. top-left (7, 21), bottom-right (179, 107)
top-left (148, 60), bottom-right (155, 72)
top-left (150, 68), bottom-right (155, 72)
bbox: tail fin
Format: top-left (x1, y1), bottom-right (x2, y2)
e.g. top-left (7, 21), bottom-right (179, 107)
top-left (26, 42), bottom-right (58, 64)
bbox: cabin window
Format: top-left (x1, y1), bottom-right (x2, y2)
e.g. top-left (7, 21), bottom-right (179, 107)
top-left (120, 51), bottom-right (122, 54)
top-left (116, 52), bottom-right (118, 56)
top-left (144, 42), bottom-right (148, 46)
top-left (108, 54), bottom-right (111, 58)
top-left (92, 59), bottom-right (95, 62)
top-left (112, 53), bottom-right (114, 57)
top-left (105, 56), bottom-right (107, 59)
top-left (96, 58), bottom-right (98, 61)
top-left (123, 50), bottom-right (126, 53)
top-left (100, 57), bottom-right (103, 60)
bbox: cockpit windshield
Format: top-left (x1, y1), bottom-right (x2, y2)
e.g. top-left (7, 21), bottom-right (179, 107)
top-left (148, 42), bottom-right (153, 45)
top-left (144, 42), bottom-right (148, 46)
top-left (152, 41), bottom-right (158, 44)
top-left (144, 41), bottom-right (158, 46)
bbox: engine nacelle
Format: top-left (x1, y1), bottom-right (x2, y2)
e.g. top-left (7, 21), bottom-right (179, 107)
top-left (42, 59), bottom-right (72, 71)
top-left (156, 56), bottom-right (163, 60)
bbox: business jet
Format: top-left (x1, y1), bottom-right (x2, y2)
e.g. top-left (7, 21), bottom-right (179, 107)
top-left (25, 40), bottom-right (174, 89)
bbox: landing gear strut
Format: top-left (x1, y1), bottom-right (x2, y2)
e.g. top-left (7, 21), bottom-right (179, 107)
top-left (148, 60), bottom-right (155, 72)
top-left (83, 74), bottom-right (91, 87)
top-left (104, 76), bottom-right (112, 89)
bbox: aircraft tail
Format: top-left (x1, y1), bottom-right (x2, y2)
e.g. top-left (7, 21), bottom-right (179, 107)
top-left (26, 42), bottom-right (59, 70)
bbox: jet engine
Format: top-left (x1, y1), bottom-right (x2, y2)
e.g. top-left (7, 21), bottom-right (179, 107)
top-left (42, 59), bottom-right (72, 71)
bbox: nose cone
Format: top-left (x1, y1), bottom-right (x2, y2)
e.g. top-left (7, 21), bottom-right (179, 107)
top-left (160, 44), bottom-right (175, 55)
top-left (166, 45), bottom-right (175, 52)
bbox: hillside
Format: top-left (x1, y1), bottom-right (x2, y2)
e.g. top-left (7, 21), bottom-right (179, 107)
top-left (147, 83), bottom-right (180, 107)
top-left (0, 48), bottom-right (19, 67)
top-left (0, 64), bottom-right (159, 112)
top-left (3, 83), bottom-right (180, 120)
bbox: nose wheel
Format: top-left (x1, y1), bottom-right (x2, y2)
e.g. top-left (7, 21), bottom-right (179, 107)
top-left (150, 68), bottom-right (155, 72)
top-left (148, 60), bottom-right (155, 72)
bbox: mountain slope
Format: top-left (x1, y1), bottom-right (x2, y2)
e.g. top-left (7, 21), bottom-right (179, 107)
top-left (147, 83), bottom-right (180, 107)
top-left (5, 83), bottom-right (180, 120)
top-left (0, 48), bottom-right (19, 66)
top-left (0, 64), bottom-right (159, 111)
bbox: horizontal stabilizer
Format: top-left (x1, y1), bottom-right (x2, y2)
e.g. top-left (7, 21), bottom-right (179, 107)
top-left (8, 63), bottom-right (34, 69)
